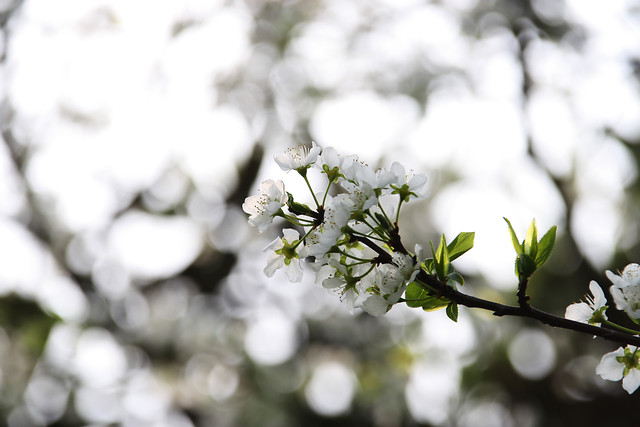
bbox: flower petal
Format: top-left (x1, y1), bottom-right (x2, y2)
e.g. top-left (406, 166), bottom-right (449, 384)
top-left (588, 280), bottom-right (607, 308)
top-left (362, 295), bottom-right (390, 316)
top-left (264, 254), bottom-right (284, 277)
top-left (596, 348), bottom-right (625, 381)
top-left (282, 228), bottom-right (300, 242)
top-left (565, 302), bottom-right (592, 323)
top-left (285, 260), bottom-right (304, 282)
top-left (622, 369), bottom-right (640, 394)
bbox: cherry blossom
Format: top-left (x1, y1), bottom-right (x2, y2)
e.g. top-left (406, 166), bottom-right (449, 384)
top-left (565, 280), bottom-right (608, 326)
top-left (596, 345), bottom-right (640, 394)
top-left (606, 263), bottom-right (640, 319)
top-left (242, 179), bottom-right (288, 232)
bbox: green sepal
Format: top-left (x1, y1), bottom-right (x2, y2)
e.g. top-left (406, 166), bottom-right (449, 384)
top-left (504, 217), bottom-right (523, 254)
top-left (322, 164), bottom-right (342, 183)
top-left (589, 306), bottom-right (608, 325)
top-left (446, 301), bottom-right (459, 322)
top-left (447, 232), bottom-right (475, 261)
top-left (535, 225), bottom-right (556, 268)
top-left (390, 183), bottom-right (415, 202)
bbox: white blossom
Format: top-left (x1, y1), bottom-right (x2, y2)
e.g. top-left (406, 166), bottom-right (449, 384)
top-left (316, 257), bottom-right (348, 290)
top-left (392, 251), bottom-right (419, 282)
top-left (388, 161), bottom-right (429, 199)
top-left (338, 154), bottom-right (367, 182)
top-left (362, 294), bottom-right (391, 316)
top-left (263, 228), bottom-right (306, 282)
top-left (373, 264), bottom-right (406, 304)
top-left (318, 146), bottom-right (344, 171)
top-left (606, 263), bottom-right (640, 319)
top-left (596, 346), bottom-right (640, 394)
top-left (305, 197), bottom-right (351, 257)
top-left (354, 164), bottom-right (396, 191)
top-left (274, 142), bottom-right (321, 171)
top-left (564, 281), bottom-right (608, 326)
top-left (242, 179), bottom-right (288, 232)
top-left (341, 181), bottom-right (378, 211)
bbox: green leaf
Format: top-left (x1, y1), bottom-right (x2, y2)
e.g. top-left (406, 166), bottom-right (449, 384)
top-left (434, 235), bottom-right (450, 281)
top-left (322, 164), bottom-right (342, 182)
top-left (447, 271), bottom-right (464, 286)
top-left (447, 232), bottom-right (475, 261)
top-left (535, 225), bottom-right (556, 268)
top-left (405, 282), bottom-right (428, 308)
top-left (523, 219), bottom-right (538, 259)
top-left (405, 282), bottom-right (450, 310)
top-left (504, 217), bottom-right (523, 254)
top-left (446, 301), bottom-right (459, 322)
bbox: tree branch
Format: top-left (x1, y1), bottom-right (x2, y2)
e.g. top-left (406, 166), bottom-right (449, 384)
top-left (416, 271), bottom-right (640, 347)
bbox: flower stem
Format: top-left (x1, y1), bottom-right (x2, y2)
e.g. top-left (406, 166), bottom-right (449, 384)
top-left (321, 181), bottom-right (332, 207)
top-left (348, 228), bottom-right (387, 243)
top-left (603, 320), bottom-right (640, 336)
top-left (283, 214), bottom-right (315, 227)
top-left (302, 174), bottom-right (321, 208)
top-left (395, 198), bottom-right (403, 224)
top-left (340, 250), bottom-right (377, 263)
top-left (294, 225), bottom-right (318, 249)
top-left (363, 213), bottom-right (391, 240)
top-left (353, 263), bottom-right (376, 280)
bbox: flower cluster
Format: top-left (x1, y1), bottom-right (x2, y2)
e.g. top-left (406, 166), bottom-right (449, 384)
top-left (242, 142), bottom-right (428, 315)
top-left (565, 263), bottom-right (640, 393)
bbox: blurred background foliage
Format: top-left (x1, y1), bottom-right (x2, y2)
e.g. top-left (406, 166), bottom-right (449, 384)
top-left (0, 0), bottom-right (639, 426)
